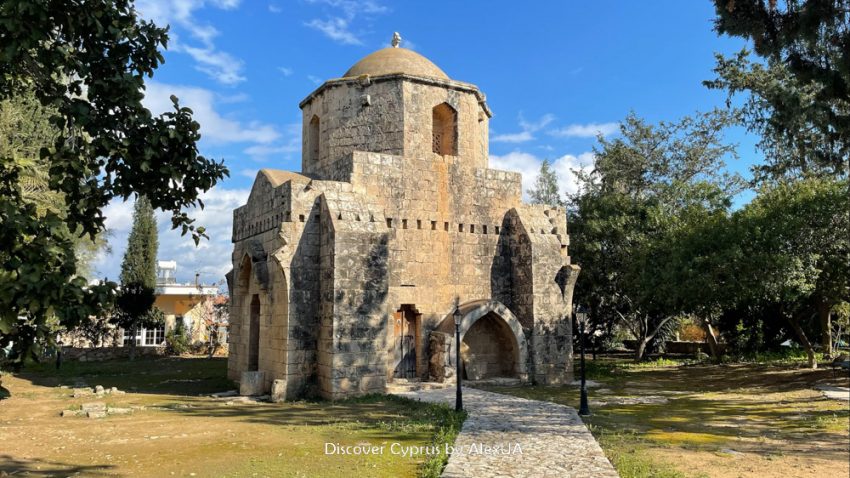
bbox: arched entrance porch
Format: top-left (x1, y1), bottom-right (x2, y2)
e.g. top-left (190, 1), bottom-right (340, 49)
top-left (435, 300), bottom-right (528, 382)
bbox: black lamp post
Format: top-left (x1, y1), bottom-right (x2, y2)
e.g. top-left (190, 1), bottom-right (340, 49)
top-left (576, 305), bottom-right (590, 416)
top-left (453, 304), bottom-right (463, 412)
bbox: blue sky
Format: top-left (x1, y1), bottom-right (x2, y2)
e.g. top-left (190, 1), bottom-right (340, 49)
top-left (93, 0), bottom-right (760, 285)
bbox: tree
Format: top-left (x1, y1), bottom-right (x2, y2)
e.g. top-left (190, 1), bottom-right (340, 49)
top-left (0, 93), bottom-right (108, 278)
top-left (0, 0), bottom-right (229, 365)
top-left (528, 159), bottom-right (564, 207)
top-left (113, 196), bottom-right (162, 358)
top-left (569, 110), bottom-right (742, 361)
top-left (731, 177), bottom-right (849, 367)
top-left (197, 294), bottom-right (229, 358)
top-left (707, 0), bottom-right (850, 179)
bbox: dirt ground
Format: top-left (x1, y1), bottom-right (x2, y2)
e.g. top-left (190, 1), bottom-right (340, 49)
top-left (0, 357), bottom-right (448, 477)
top-left (484, 360), bottom-right (850, 478)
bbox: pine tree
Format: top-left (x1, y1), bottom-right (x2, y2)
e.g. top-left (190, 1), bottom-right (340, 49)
top-left (114, 196), bottom-right (161, 355)
top-left (527, 159), bottom-right (563, 207)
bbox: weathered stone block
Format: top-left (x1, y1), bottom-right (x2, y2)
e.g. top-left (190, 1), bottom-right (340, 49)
top-left (239, 371), bottom-right (266, 396)
top-left (271, 379), bottom-right (287, 402)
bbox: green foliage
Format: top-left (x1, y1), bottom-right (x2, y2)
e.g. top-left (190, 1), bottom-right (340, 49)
top-left (120, 196), bottom-right (158, 289)
top-left (569, 110), bottom-right (741, 360)
top-left (708, 0), bottom-right (850, 179)
top-left (165, 321), bottom-right (190, 356)
top-left (0, 162), bottom-right (115, 368)
top-left (527, 159), bottom-right (563, 207)
top-left (0, 92), bottom-right (108, 278)
top-left (721, 177), bottom-right (850, 365)
top-left (0, 0), bottom-right (228, 362)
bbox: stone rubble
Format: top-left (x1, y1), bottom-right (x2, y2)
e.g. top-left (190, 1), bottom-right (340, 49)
top-left (393, 387), bottom-right (619, 478)
top-left (61, 400), bottom-right (137, 418)
top-left (70, 385), bottom-right (126, 398)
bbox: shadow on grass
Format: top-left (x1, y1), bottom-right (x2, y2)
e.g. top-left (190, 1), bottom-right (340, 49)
top-left (0, 454), bottom-right (115, 477)
top-left (16, 356), bottom-right (233, 397)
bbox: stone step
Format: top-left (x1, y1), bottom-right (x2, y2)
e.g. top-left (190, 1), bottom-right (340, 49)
top-left (386, 380), bottom-right (447, 394)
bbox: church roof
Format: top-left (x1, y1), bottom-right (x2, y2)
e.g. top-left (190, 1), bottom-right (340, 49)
top-left (343, 47), bottom-right (449, 80)
top-left (258, 169), bottom-right (310, 187)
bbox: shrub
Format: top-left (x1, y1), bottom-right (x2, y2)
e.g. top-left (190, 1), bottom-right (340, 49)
top-left (165, 322), bottom-right (190, 356)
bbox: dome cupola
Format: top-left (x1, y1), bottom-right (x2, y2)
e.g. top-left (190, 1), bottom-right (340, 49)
top-left (342, 32), bottom-right (449, 80)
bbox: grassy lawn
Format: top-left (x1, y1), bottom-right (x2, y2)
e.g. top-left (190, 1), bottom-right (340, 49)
top-left (0, 357), bottom-right (464, 477)
top-left (481, 358), bottom-right (850, 478)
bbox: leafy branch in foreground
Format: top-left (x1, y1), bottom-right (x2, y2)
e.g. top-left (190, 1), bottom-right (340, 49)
top-left (0, 0), bottom-right (229, 366)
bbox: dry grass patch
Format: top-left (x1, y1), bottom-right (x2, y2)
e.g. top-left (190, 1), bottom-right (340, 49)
top-left (0, 357), bottom-right (464, 477)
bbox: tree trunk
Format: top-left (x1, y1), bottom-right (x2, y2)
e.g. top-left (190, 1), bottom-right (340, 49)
top-left (702, 319), bottom-right (721, 363)
top-left (787, 315), bottom-right (817, 369)
top-left (129, 326), bottom-right (137, 361)
top-left (634, 337), bottom-right (650, 362)
top-left (816, 297), bottom-right (833, 358)
top-left (633, 316), bottom-right (673, 362)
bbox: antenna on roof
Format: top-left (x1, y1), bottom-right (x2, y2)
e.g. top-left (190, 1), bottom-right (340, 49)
top-left (391, 32), bottom-right (401, 48)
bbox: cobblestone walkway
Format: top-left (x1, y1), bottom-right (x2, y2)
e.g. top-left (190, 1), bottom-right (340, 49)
top-left (393, 387), bottom-right (619, 478)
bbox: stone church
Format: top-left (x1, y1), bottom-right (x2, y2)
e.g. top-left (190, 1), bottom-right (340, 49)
top-left (226, 35), bottom-right (580, 400)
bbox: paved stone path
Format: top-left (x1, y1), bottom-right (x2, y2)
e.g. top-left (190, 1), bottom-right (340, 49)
top-left (393, 387), bottom-right (619, 478)
top-left (815, 385), bottom-right (850, 401)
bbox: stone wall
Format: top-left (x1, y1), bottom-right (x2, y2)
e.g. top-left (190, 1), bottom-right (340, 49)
top-left (428, 331), bottom-right (453, 382)
top-left (461, 313), bottom-right (517, 379)
top-left (622, 340), bottom-right (725, 355)
top-left (60, 346), bottom-right (167, 362)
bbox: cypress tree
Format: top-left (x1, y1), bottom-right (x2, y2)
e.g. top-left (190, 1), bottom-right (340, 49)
top-left (114, 196), bottom-right (161, 355)
top-left (120, 196), bottom-right (158, 289)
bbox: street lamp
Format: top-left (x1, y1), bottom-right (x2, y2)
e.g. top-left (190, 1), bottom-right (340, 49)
top-left (453, 304), bottom-right (463, 412)
top-left (575, 305), bottom-right (590, 416)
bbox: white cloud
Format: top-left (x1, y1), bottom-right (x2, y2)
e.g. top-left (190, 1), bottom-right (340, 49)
top-left (489, 150), bottom-right (595, 201)
top-left (134, 0), bottom-right (245, 85)
top-left (304, 0), bottom-right (388, 45)
top-left (305, 17), bottom-right (362, 45)
top-left (307, 0), bottom-right (387, 16)
top-left (491, 131), bottom-right (535, 143)
top-left (179, 45), bottom-right (245, 85)
top-left (307, 75), bottom-right (323, 85)
top-left (491, 113), bottom-right (555, 143)
top-left (143, 81), bottom-right (279, 145)
top-left (549, 122), bottom-right (619, 138)
top-left (93, 187), bottom-right (250, 284)
top-left (268, 3), bottom-right (282, 13)
top-left (243, 123), bottom-right (301, 162)
top-left (278, 66), bottom-right (294, 77)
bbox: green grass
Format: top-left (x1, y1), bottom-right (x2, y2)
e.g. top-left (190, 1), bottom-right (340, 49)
top-left (590, 426), bottom-right (688, 478)
top-left (22, 355), bottom-right (235, 395)
top-left (323, 393), bottom-right (467, 477)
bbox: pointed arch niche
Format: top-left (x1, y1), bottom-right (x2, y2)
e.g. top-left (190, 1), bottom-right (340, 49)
top-left (432, 103), bottom-right (457, 156)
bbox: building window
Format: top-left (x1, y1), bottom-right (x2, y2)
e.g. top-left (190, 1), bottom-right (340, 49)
top-left (122, 329), bottom-right (140, 346)
top-left (144, 326), bottom-right (166, 346)
top-left (308, 115), bottom-right (320, 162)
top-left (432, 103), bottom-right (458, 155)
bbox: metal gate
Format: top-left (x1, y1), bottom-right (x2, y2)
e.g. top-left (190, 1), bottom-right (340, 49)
top-left (397, 335), bottom-right (416, 378)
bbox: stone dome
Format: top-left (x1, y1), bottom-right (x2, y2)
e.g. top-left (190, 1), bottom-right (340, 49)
top-left (343, 47), bottom-right (449, 80)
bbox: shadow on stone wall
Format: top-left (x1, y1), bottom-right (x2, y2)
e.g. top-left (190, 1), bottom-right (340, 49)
top-left (489, 215), bottom-right (514, 308)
